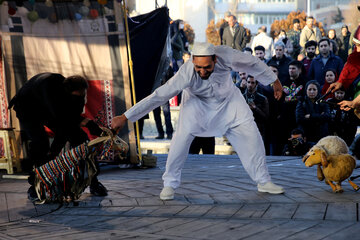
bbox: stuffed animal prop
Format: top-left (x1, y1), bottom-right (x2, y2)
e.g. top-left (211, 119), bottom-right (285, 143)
top-left (312, 136), bottom-right (348, 156)
top-left (302, 147), bottom-right (359, 193)
top-left (34, 128), bottom-right (128, 203)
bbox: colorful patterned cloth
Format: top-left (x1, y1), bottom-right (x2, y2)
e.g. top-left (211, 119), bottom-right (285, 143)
top-left (34, 129), bottom-right (129, 204)
top-left (34, 143), bottom-right (97, 203)
top-left (283, 82), bottom-right (303, 102)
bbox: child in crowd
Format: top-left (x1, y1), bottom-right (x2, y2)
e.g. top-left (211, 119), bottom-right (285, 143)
top-left (321, 69), bottom-right (337, 100)
top-left (296, 80), bottom-right (330, 143)
top-left (327, 88), bottom-right (358, 146)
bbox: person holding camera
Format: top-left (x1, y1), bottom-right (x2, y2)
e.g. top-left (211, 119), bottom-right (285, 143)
top-left (282, 128), bottom-right (314, 156)
top-left (243, 75), bottom-right (269, 141)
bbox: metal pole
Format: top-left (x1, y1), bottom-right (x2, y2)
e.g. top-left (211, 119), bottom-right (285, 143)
top-left (307, 0), bottom-right (311, 16)
top-left (122, 0), bottom-right (142, 162)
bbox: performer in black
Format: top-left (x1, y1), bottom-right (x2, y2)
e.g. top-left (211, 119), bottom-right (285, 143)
top-left (9, 73), bottom-right (108, 200)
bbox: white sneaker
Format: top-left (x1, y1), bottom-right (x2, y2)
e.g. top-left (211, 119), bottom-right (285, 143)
top-left (257, 182), bottom-right (284, 194)
top-left (160, 186), bottom-right (175, 200)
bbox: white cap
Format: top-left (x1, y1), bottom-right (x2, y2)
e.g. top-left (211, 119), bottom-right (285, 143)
top-left (192, 42), bottom-right (215, 56)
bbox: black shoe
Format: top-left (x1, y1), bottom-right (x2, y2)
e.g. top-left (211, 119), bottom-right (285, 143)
top-left (167, 134), bottom-right (173, 139)
top-left (155, 135), bottom-right (164, 139)
top-left (90, 181), bottom-right (108, 196)
top-left (27, 186), bottom-right (39, 202)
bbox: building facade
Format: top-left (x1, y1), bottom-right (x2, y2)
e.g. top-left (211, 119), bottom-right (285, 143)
top-left (131, 0), bottom-right (354, 42)
top-left (213, 0), bottom-right (305, 34)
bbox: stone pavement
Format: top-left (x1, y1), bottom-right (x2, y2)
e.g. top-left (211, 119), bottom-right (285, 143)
top-left (1, 154), bottom-right (360, 239)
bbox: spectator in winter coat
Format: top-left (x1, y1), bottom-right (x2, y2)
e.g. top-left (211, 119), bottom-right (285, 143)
top-left (301, 40), bottom-right (317, 75)
top-left (251, 26), bottom-right (274, 59)
top-left (296, 80), bottom-right (330, 143)
top-left (222, 15), bottom-right (247, 51)
top-left (300, 16), bottom-right (322, 52)
top-left (308, 38), bottom-right (344, 87)
top-left (267, 41), bottom-right (292, 84)
top-left (287, 19), bottom-right (302, 60)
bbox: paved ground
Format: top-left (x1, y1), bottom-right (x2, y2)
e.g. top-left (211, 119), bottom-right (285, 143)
top-left (1, 154), bottom-right (360, 240)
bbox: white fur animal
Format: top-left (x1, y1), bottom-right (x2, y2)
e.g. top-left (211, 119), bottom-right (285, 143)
top-left (309, 136), bottom-right (348, 156)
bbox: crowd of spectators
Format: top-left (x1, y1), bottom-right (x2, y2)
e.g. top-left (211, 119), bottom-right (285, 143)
top-left (221, 14), bottom-right (360, 156)
top-left (146, 14), bottom-right (360, 157)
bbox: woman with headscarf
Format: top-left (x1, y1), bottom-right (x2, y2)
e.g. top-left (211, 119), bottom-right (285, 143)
top-left (296, 80), bottom-right (330, 143)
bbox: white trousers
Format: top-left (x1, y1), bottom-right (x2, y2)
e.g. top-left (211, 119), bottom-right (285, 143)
top-left (162, 118), bottom-right (271, 188)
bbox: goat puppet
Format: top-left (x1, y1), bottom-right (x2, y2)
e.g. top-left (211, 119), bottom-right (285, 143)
top-left (34, 128), bottom-right (129, 204)
top-left (302, 147), bottom-right (360, 193)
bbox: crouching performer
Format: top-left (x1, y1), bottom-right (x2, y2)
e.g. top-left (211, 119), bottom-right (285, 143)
top-left (9, 73), bottom-right (108, 201)
top-left (111, 43), bottom-right (285, 200)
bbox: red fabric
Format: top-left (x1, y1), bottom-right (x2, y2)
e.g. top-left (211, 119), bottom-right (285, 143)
top-left (338, 51), bottom-right (360, 89)
top-left (302, 58), bottom-right (312, 76)
top-left (44, 126), bottom-right (55, 138)
top-left (0, 37), bottom-right (9, 128)
top-left (82, 80), bottom-right (114, 140)
top-left (321, 82), bottom-right (334, 100)
top-left (169, 96), bottom-right (178, 107)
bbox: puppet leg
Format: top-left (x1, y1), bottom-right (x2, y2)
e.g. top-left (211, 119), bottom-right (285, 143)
top-left (348, 180), bottom-right (360, 191)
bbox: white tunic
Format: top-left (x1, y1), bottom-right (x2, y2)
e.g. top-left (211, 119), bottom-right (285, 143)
top-left (125, 45), bottom-right (277, 135)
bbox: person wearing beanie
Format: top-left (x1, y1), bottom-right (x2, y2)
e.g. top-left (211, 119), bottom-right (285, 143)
top-left (112, 43), bottom-right (285, 201)
top-left (287, 18), bottom-right (302, 59)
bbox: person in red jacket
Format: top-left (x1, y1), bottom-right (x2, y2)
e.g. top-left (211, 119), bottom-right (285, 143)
top-left (329, 25), bottom-right (360, 110)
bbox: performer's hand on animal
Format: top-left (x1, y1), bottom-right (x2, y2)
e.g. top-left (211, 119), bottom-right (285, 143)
top-left (273, 79), bottom-right (283, 100)
top-left (338, 100), bottom-right (354, 111)
top-left (111, 114), bottom-right (128, 133)
top-left (339, 93), bottom-right (360, 111)
top-left (327, 82), bottom-right (342, 93)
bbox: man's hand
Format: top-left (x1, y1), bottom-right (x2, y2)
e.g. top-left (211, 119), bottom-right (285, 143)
top-left (248, 102), bottom-right (256, 109)
top-left (327, 82), bottom-right (342, 93)
top-left (240, 79), bottom-right (247, 88)
top-left (111, 114), bottom-right (128, 133)
top-left (273, 79), bottom-right (283, 100)
top-left (338, 100), bottom-right (354, 111)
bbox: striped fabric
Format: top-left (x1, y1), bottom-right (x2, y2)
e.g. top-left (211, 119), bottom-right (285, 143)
top-left (34, 143), bottom-right (96, 203)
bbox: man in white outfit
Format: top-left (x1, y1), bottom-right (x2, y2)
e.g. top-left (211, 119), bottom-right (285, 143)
top-left (111, 43), bottom-right (285, 200)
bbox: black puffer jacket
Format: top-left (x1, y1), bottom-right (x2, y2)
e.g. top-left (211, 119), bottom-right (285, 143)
top-left (296, 97), bottom-right (330, 143)
top-left (9, 73), bottom-right (85, 128)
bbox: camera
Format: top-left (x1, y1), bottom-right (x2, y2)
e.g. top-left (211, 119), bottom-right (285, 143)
top-left (247, 98), bottom-right (254, 104)
top-left (291, 137), bottom-right (304, 147)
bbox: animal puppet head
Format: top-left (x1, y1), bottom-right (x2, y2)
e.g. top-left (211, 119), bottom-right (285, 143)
top-left (302, 147), bottom-right (328, 168)
top-left (88, 127), bottom-right (129, 161)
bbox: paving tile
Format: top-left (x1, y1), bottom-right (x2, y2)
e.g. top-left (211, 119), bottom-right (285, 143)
top-left (203, 205), bottom-right (242, 219)
top-left (285, 221), bottom-right (354, 240)
top-left (175, 205), bottom-right (214, 217)
top-left (261, 203), bottom-right (298, 219)
top-left (1, 155), bottom-right (360, 239)
top-left (325, 203), bottom-right (357, 221)
top-left (232, 203), bottom-right (270, 219)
